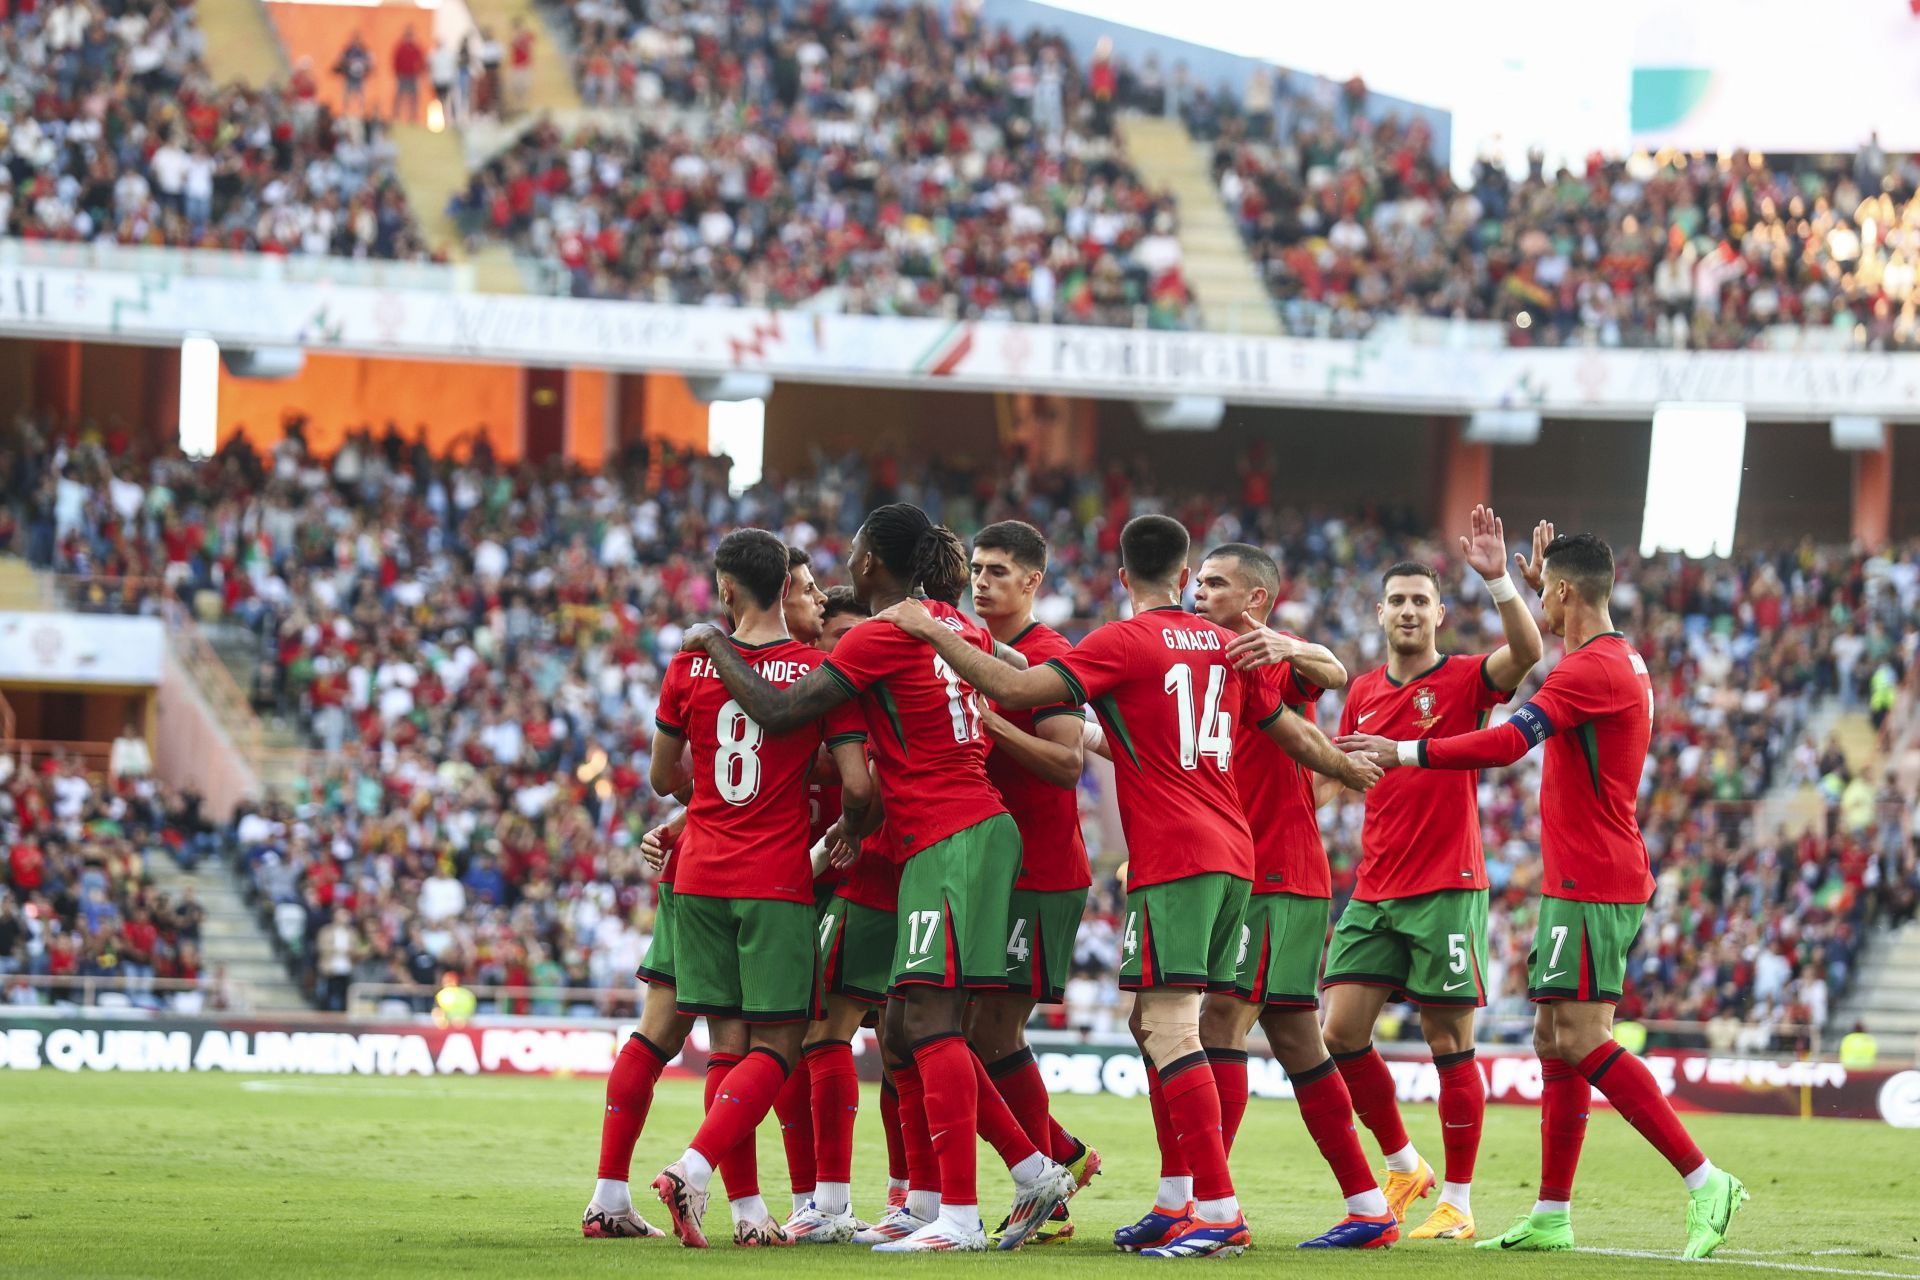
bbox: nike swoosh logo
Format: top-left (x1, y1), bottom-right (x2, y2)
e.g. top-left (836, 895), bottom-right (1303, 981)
top-left (1358, 711), bottom-right (1376, 724)
top-left (1444, 1122), bottom-right (1474, 1129)
top-left (1442, 980), bottom-right (1472, 992)
top-left (902, 955), bottom-right (938, 969)
top-left (1542, 970), bottom-right (1566, 981)
top-left (1501, 1237), bottom-right (1523, 1250)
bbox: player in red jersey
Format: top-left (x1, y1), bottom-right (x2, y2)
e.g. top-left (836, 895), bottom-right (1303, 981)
top-left (962, 521), bottom-right (1100, 1246)
top-left (1266, 506), bottom-right (1543, 1241)
top-left (1341, 532), bottom-right (1747, 1259)
top-left (678, 504), bottom-right (1076, 1253)
top-left (649, 530), bottom-right (874, 1249)
top-left (878, 515), bottom-right (1380, 1261)
top-left (1187, 543), bottom-right (1397, 1249)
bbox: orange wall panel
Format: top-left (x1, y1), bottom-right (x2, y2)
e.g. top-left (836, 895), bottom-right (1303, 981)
top-left (217, 353), bottom-right (522, 461)
top-left (567, 368), bottom-right (610, 470)
top-left (266, 3), bottom-right (433, 118)
top-left (643, 374), bottom-right (710, 454)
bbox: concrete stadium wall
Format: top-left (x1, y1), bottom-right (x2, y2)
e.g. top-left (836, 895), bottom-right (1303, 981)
top-left (155, 650), bottom-right (259, 822)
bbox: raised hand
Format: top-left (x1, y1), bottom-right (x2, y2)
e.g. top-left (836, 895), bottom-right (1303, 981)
top-left (1459, 504), bottom-right (1509, 581)
top-left (1515, 519), bottom-right (1556, 593)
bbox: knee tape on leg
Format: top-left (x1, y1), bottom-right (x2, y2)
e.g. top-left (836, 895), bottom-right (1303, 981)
top-left (1135, 990), bottom-right (1202, 1065)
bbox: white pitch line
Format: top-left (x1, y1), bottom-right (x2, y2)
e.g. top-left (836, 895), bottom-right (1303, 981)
top-left (1576, 1248), bottom-right (1920, 1279)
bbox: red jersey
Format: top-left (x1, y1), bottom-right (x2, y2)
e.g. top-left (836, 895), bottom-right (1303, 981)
top-left (656, 638), bottom-right (865, 903)
top-left (1338, 654), bottom-right (1510, 901)
top-left (809, 777), bottom-right (846, 895)
top-left (1046, 607), bottom-right (1255, 888)
top-left (837, 819), bottom-right (903, 912)
top-left (1513, 634), bottom-right (1655, 904)
top-left (988, 622), bottom-right (1091, 893)
top-left (820, 601), bottom-right (1006, 857)
top-left (1234, 656), bottom-right (1329, 898)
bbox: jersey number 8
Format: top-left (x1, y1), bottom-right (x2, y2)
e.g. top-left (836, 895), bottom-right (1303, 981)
top-left (714, 699), bottom-right (763, 805)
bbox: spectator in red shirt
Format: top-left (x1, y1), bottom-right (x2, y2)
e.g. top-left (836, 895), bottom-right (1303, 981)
top-left (507, 18), bottom-right (534, 118)
top-left (392, 26), bottom-right (427, 123)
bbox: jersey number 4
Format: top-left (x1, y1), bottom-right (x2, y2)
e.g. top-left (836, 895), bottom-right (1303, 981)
top-left (1164, 662), bottom-right (1232, 771)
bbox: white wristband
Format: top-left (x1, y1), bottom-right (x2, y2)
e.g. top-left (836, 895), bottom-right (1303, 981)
top-left (1396, 740), bottom-right (1422, 768)
top-left (1484, 573), bottom-right (1519, 604)
top-left (809, 836), bottom-right (832, 877)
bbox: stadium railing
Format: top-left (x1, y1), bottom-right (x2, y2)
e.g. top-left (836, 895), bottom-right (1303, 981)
top-left (0, 972), bottom-right (257, 1014)
top-left (0, 238), bottom-right (474, 294)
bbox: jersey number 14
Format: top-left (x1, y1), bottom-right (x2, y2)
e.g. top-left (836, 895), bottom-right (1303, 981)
top-left (1164, 662), bottom-right (1232, 771)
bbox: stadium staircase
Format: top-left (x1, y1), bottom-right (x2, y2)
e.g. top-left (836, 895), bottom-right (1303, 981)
top-left (1116, 112), bottom-right (1282, 336)
top-left (195, 0), bottom-right (286, 91)
top-left (148, 854), bottom-right (311, 1011)
top-left (387, 124), bottom-right (528, 293)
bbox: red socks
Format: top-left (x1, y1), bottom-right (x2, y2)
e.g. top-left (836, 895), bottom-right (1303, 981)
top-left (913, 1035), bottom-right (980, 1206)
top-left (970, 1052), bottom-right (1043, 1169)
top-left (773, 1053), bottom-right (815, 1194)
top-left (1046, 1117), bottom-right (1080, 1165)
top-left (891, 1061), bottom-right (940, 1194)
top-left (699, 1050), bottom-right (767, 1195)
top-left (1434, 1048), bottom-right (1485, 1185)
top-left (807, 1040), bottom-right (859, 1186)
top-left (1578, 1042), bottom-right (1704, 1177)
top-left (985, 1047), bottom-right (1055, 1154)
top-left (1144, 1059), bottom-right (1191, 1179)
top-left (1333, 1044), bottom-right (1410, 1156)
top-left (1290, 1057), bottom-right (1378, 1198)
top-left (1539, 1058), bottom-right (1590, 1202)
top-left (879, 1076), bottom-right (908, 1182)
top-left (1159, 1052), bottom-right (1234, 1202)
top-left (1207, 1047), bottom-right (1250, 1155)
top-left (597, 1032), bottom-right (669, 1180)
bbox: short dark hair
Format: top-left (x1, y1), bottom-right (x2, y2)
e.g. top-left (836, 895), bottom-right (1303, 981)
top-left (822, 586), bottom-right (868, 623)
top-left (1120, 514), bottom-right (1190, 588)
top-left (713, 528), bottom-right (791, 610)
top-left (973, 520), bottom-right (1049, 573)
top-left (1380, 561), bottom-right (1440, 593)
top-left (1203, 542), bottom-right (1279, 600)
top-left (1543, 532), bottom-right (1614, 603)
top-left (787, 545), bottom-right (810, 571)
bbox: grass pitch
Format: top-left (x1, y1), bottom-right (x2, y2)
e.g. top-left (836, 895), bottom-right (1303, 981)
top-left (5, 1070), bottom-right (1919, 1278)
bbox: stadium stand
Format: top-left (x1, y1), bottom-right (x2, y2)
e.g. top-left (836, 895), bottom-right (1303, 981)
top-left (3, 415), bottom-right (1915, 1046)
top-left (456, 0), bottom-right (1192, 324)
top-left (1, 0), bottom-right (434, 260)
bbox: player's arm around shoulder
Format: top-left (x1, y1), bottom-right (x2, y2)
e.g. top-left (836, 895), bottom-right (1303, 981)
top-left (873, 596), bottom-right (1068, 709)
top-left (680, 622), bottom-right (852, 734)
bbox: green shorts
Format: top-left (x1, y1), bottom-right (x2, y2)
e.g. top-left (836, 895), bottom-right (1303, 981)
top-left (1528, 897), bottom-right (1646, 1004)
top-left (891, 813), bottom-right (1023, 992)
top-left (636, 883), bottom-right (677, 988)
top-left (1118, 872), bottom-right (1251, 992)
top-left (1006, 886), bottom-right (1090, 1004)
top-left (673, 892), bottom-right (820, 1023)
top-left (1232, 893), bottom-right (1330, 1008)
top-left (818, 894), bottom-right (895, 1005)
top-left (1322, 889), bottom-right (1489, 1006)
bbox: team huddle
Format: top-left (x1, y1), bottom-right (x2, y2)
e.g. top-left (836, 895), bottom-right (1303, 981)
top-left (578, 501), bottom-right (1751, 1259)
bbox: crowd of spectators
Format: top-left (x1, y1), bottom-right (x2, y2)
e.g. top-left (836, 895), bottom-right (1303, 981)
top-left (3, 0), bottom-right (435, 260)
top-left (3, 413), bottom-right (1918, 1045)
top-left (462, 0), bottom-right (1190, 326)
top-left (1184, 72), bottom-right (1920, 350)
top-left (0, 745), bottom-right (226, 1011)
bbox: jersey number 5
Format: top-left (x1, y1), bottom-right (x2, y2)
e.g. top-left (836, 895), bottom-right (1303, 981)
top-left (1164, 662), bottom-right (1232, 771)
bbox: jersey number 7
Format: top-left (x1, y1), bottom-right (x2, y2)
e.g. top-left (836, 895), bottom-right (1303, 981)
top-left (1165, 662), bottom-right (1232, 772)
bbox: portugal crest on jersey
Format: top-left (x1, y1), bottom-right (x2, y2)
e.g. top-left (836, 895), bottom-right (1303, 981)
top-left (1413, 685), bottom-right (1439, 730)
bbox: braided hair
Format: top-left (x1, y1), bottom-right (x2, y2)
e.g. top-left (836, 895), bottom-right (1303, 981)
top-left (861, 503), bottom-right (969, 605)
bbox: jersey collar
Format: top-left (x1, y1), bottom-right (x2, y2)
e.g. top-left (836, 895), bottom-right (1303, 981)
top-left (1009, 621), bottom-right (1040, 646)
top-left (1143, 604), bottom-right (1186, 614)
top-left (1575, 630), bottom-right (1627, 650)
top-left (1384, 654), bottom-right (1450, 688)
top-left (727, 635), bottom-right (790, 652)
